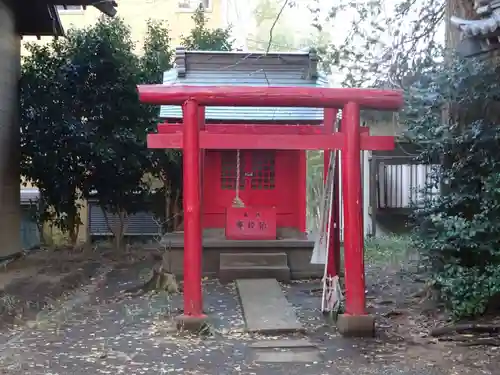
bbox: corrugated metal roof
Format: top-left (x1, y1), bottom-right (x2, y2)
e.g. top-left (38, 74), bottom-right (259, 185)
top-left (159, 50), bottom-right (328, 122)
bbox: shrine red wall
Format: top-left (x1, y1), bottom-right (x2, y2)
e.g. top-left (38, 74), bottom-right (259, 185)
top-left (202, 150), bottom-right (306, 232)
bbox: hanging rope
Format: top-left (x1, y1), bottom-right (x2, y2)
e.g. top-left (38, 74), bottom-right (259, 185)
top-left (310, 150), bottom-right (344, 316)
top-left (232, 149), bottom-right (245, 208)
top-left (321, 151), bottom-right (343, 317)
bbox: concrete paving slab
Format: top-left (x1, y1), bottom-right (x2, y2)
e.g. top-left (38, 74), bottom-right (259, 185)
top-left (251, 347), bottom-right (322, 363)
top-left (250, 339), bottom-right (316, 349)
top-left (249, 339), bottom-right (320, 363)
top-left (236, 278), bottom-right (303, 334)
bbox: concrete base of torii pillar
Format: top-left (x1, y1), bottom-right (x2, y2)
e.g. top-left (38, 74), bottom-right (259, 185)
top-left (337, 314), bottom-right (375, 337)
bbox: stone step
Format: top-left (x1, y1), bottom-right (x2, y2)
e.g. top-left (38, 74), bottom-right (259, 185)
top-left (237, 278), bottom-right (304, 334)
top-left (219, 265), bottom-right (290, 283)
top-left (220, 252), bottom-right (288, 268)
top-left (219, 252), bottom-right (290, 283)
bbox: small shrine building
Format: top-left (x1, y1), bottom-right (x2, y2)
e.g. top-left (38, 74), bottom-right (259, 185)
top-left (159, 48), bottom-right (328, 240)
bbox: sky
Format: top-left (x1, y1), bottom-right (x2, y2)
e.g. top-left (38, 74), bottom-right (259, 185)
top-left (224, 0), bottom-right (446, 85)
top-left (226, 0), bottom-right (444, 50)
top-left (225, 0), bottom-right (322, 50)
top-left (225, 0), bottom-right (389, 47)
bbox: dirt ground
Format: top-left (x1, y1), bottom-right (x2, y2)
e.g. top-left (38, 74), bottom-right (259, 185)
top-left (0, 244), bottom-right (497, 374)
top-left (363, 254), bottom-right (500, 374)
top-left (0, 245), bottom-right (154, 328)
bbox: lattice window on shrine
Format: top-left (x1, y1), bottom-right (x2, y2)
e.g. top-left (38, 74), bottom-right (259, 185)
top-left (250, 151), bottom-right (275, 190)
top-left (220, 151), bottom-right (245, 190)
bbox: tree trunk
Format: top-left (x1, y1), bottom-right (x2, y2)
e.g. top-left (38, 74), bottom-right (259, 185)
top-left (103, 209), bottom-right (129, 251)
top-left (164, 179), bottom-right (171, 233)
top-left (35, 206), bottom-right (46, 245)
top-left (67, 213), bottom-right (80, 246)
top-left (173, 188), bottom-right (182, 231)
top-left (116, 210), bottom-right (128, 251)
top-left (47, 223), bottom-right (55, 247)
top-left (37, 221), bottom-right (46, 245)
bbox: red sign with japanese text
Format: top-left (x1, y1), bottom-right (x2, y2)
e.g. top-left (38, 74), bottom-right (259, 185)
top-left (225, 207), bottom-right (277, 240)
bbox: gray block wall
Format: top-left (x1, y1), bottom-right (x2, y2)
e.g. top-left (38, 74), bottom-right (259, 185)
top-left (0, 0), bottom-right (21, 257)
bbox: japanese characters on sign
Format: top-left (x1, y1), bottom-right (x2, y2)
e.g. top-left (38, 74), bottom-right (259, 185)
top-left (226, 206), bottom-right (277, 240)
top-left (236, 211), bottom-right (268, 231)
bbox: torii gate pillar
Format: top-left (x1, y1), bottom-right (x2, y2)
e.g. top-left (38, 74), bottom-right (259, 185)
top-left (179, 100), bottom-right (204, 325)
top-left (336, 102), bottom-right (374, 336)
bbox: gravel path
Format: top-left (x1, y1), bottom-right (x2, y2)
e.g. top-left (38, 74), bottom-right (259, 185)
top-left (0, 268), bottom-right (494, 375)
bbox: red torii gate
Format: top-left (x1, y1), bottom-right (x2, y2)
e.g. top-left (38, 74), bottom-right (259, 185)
top-left (138, 85), bottom-right (403, 334)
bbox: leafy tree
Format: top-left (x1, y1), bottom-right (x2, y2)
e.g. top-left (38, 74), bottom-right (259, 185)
top-left (59, 18), bottom-right (152, 250)
top-left (310, 0), bottom-right (447, 87)
top-left (141, 20), bottom-right (175, 85)
top-left (140, 21), bottom-right (182, 233)
top-left (181, 5), bottom-right (233, 51)
top-left (304, 0), bottom-right (500, 319)
top-left (21, 41), bottom-right (90, 244)
top-left (306, 150), bottom-right (325, 231)
top-left (405, 55), bottom-right (500, 319)
top-left (69, 17), bottom-right (179, 249)
top-left (21, 17), bottom-right (176, 250)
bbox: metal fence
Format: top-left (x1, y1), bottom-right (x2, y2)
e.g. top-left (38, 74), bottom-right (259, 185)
top-left (87, 202), bottom-right (161, 237)
top-left (377, 161), bottom-right (439, 210)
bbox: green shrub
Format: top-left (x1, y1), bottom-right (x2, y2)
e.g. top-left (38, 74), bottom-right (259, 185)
top-left (436, 264), bottom-right (500, 319)
top-left (406, 55), bottom-right (500, 319)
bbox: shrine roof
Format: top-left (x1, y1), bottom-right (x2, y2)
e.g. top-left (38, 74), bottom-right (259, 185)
top-left (159, 48), bottom-right (328, 122)
top-left (450, 1), bottom-right (500, 56)
top-left (452, 16), bottom-right (500, 38)
top-left (16, 1), bottom-right (117, 36)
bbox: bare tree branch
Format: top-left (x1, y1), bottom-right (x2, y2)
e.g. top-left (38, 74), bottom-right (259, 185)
top-left (266, 0), bottom-right (290, 54)
top-left (313, 0), bottom-right (446, 88)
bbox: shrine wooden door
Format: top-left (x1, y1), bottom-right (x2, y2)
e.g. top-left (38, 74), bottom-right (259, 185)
top-left (203, 149), bottom-right (301, 230)
top-left (220, 150), bottom-right (277, 207)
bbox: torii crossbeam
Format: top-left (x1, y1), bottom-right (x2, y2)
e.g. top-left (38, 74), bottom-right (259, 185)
top-left (137, 84), bottom-right (403, 336)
